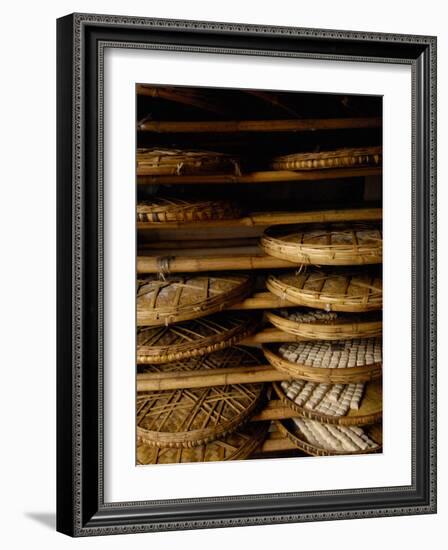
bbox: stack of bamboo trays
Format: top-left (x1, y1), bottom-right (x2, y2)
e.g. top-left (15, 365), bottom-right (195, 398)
top-left (259, 222), bottom-right (383, 456)
top-left (136, 145), bottom-right (383, 462)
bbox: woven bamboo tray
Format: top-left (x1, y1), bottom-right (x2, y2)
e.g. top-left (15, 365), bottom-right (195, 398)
top-left (137, 422), bottom-right (269, 464)
top-left (139, 344), bottom-right (265, 375)
top-left (137, 312), bottom-right (259, 364)
top-left (273, 378), bottom-right (382, 426)
top-left (136, 148), bottom-right (240, 176)
top-left (266, 309), bottom-right (382, 340)
top-left (260, 223), bottom-right (382, 265)
top-left (270, 146), bottom-right (382, 171)
top-left (275, 419), bottom-right (382, 456)
top-left (266, 268), bottom-right (382, 312)
top-left (137, 273), bottom-right (253, 326)
top-left (137, 346), bottom-right (265, 448)
top-left (263, 338), bottom-right (382, 383)
top-left (137, 197), bottom-right (242, 223)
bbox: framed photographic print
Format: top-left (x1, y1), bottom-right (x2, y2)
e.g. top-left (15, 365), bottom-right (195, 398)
top-left (56, 13), bottom-right (437, 536)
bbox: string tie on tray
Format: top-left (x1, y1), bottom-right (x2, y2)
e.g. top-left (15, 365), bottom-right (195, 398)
top-left (157, 256), bottom-right (174, 280)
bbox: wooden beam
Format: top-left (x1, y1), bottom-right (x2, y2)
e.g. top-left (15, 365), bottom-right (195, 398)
top-left (137, 166), bottom-right (381, 182)
top-left (137, 365), bottom-right (289, 391)
top-left (137, 117), bottom-right (381, 133)
top-left (137, 207), bottom-right (382, 230)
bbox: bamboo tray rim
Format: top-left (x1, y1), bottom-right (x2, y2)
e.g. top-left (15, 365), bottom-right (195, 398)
top-left (263, 343), bottom-right (382, 384)
top-left (137, 422), bottom-right (270, 464)
top-left (136, 382), bottom-right (265, 449)
top-left (275, 419), bottom-right (382, 456)
top-left (266, 272), bottom-right (383, 313)
top-left (265, 310), bottom-right (382, 340)
top-left (137, 313), bottom-right (259, 364)
top-left (273, 380), bottom-right (382, 426)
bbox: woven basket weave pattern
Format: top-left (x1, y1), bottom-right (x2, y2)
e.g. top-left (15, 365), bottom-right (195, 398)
top-left (137, 313), bottom-right (259, 364)
top-left (137, 148), bottom-right (240, 176)
top-left (266, 309), bottom-right (382, 340)
top-left (137, 382), bottom-right (264, 448)
top-left (276, 419), bottom-right (381, 457)
top-left (271, 146), bottom-right (382, 171)
top-left (263, 339), bottom-right (382, 384)
top-left (137, 274), bottom-right (253, 326)
top-left (261, 223), bottom-right (382, 265)
top-left (273, 379), bottom-right (382, 426)
top-left (137, 422), bottom-right (269, 464)
top-left (137, 197), bottom-right (242, 223)
top-left (266, 269), bottom-right (382, 312)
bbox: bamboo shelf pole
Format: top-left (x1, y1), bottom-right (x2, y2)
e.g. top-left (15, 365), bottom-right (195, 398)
top-left (241, 328), bottom-right (306, 345)
top-left (137, 117), bottom-right (381, 133)
top-left (136, 293), bottom-right (297, 323)
top-left (136, 365), bottom-right (289, 392)
top-left (137, 166), bottom-right (381, 182)
top-left (258, 436), bottom-right (299, 453)
top-left (137, 208), bottom-right (382, 230)
top-left (229, 292), bottom-right (297, 310)
top-left (136, 253), bottom-right (298, 274)
top-left (251, 401), bottom-right (298, 422)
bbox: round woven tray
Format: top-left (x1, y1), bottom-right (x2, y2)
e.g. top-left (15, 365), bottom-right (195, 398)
top-left (136, 148), bottom-right (240, 176)
top-left (137, 312), bottom-right (259, 364)
top-left (137, 197), bottom-right (242, 223)
top-left (137, 273), bottom-right (253, 326)
top-left (137, 346), bottom-right (265, 448)
top-left (139, 344), bottom-right (265, 375)
top-left (260, 223), bottom-right (382, 265)
top-left (273, 378), bottom-right (382, 426)
top-left (263, 338), bottom-right (382, 383)
top-left (275, 419), bottom-right (382, 456)
top-left (266, 309), bottom-right (382, 340)
top-left (270, 146), bottom-right (382, 171)
top-left (137, 422), bottom-right (269, 464)
top-left (266, 268), bottom-right (382, 312)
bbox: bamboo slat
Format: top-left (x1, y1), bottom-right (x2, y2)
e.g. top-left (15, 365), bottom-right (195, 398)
top-left (137, 117), bottom-right (381, 133)
top-left (258, 433), bottom-right (299, 453)
top-left (137, 166), bottom-right (381, 182)
top-left (136, 252), bottom-right (298, 274)
top-left (137, 208), bottom-right (382, 230)
top-left (241, 327), bottom-right (307, 344)
top-left (136, 85), bottom-right (229, 116)
top-left (229, 292), bottom-right (297, 310)
top-left (251, 400), bottom-right (298, 422)
top-left (137, 365), bottom-right (289, 392)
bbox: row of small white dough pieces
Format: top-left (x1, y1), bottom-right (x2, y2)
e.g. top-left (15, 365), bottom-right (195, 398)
top-left (293, 417), bottom-right (378, 452)
top-left (278, 339), bottom-right (381, 369)
top-left (280, 379), bottom-right (364, 416)
top-left (279, 309), bottom-right (339, 323)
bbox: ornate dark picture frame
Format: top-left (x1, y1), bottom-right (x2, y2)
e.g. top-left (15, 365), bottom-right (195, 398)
top-left (56, 13), bottom-right (437, 537)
